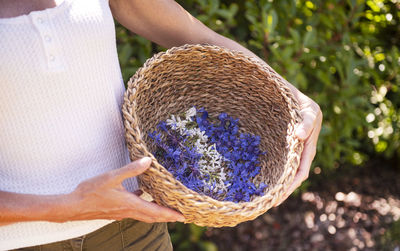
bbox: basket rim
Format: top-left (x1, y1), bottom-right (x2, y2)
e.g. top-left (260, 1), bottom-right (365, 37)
top-left (122, 44), bottom-right (304, 214)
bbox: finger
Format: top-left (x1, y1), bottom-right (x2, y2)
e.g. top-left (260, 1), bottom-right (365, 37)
top-left (275, 157), bottom-right (311, 207)
top-left (289, 144), bottom-right (316, 190)
top-left (295, 106), bottom-right (319, 140)
top-left (275, 116), bottom-right (321, 207)
top-left (133, 190), bottom-right (143, 196)
top-left (125, 208), bottom-right (181, 224)
top-left (130, 196), bottom-right (185, 222)
top-left (124, 211), bottom-right (176, 224)
top-left (294, 110), bottom-right (322, 182)
top-left (289, 129), bottom-right (319, 191)
top-left (274, 158), bottom-right (309, 207)
top-left (111, 157), bottom-right (152, 185)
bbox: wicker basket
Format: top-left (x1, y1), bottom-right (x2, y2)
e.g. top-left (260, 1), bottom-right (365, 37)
top-left (122, 44), bottom-right (304, 227)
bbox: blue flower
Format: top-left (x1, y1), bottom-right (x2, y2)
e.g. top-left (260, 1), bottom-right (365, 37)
top-left (148, 107), bottom-right (268, 203)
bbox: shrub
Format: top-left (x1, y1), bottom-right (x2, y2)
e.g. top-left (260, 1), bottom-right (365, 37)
top-left (116, 0), bottom-right (400, 172)
top-left (116, 1), bottom-right (399, 249)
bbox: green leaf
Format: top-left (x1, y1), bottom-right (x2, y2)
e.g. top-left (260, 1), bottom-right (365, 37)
top-left (118, 43), bottom-right (132, 65)
top-left (209, 0), bottom-right (219, 15)
top-left (189, 224), bottom-right (206, 242)
top-left (267, 9), bottom-right (278, 35)
top-left (303, 29), bottom-right (316, 48)
top-left (199, 241), bottom-right (218, 251)
top-left (289, 28), bottom-right (301, 50)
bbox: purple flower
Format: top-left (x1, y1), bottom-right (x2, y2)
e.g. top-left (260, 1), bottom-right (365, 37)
top-left (148, 107), bottom-right (268, 203)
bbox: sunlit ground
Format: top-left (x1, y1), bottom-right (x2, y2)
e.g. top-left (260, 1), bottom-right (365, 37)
top-left (204, 164), bottom-right (400, 251)
top-left (300, 191), bottom-right (399, 250)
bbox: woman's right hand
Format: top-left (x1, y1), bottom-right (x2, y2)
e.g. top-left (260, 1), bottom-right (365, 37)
top-left (68, 157), bottom-right (185, 223)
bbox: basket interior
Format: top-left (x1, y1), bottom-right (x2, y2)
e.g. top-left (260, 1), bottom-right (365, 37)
top-left (132, 48), bottom-right (295, 192)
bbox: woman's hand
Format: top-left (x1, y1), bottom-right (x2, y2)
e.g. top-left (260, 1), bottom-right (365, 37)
top-left (274, 82), bottom-right (323, 206)
top-left (69, 157), bottom-right (185, 223)
top-left (0, 158), bottom-right (184, 225)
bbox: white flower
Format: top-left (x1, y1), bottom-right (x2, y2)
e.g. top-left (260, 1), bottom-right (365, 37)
top-left (166, 107), bottom-right (231, 195)
top-left (198, 130), bottom-right (208, 142)
top-left (185, 107), bottom-right (197, 120)
top-left (207, 144), bottom-right (216, 152)
top-left (166, 115), bottom-right (178, 129)
top-left (175, 118), bottom-right (188, 134)
top-left (219, 170), bottom-right (227, 181)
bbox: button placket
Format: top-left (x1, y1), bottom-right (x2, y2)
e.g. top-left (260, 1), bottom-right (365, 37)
top-left (30, 11), bottom-right (63, 70)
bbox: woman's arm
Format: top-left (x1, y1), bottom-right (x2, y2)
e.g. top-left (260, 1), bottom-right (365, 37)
top-left (110, 0), bottom-right (323, 205)
top-left (0, 192), bottom-right (71, 226)
top-left (0, 158), bottom-right (184, 225)
top-left (109, 0), bottom-right (255, 54)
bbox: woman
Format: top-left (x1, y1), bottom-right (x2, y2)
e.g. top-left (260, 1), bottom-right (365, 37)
top-left (0, 0), bottom-right (322, 250)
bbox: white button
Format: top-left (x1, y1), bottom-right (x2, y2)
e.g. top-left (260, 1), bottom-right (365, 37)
top-left (49, 54), bottom-right (55, 61)
top-left (37, 17), bottom-right (43, 23)
top-left (45, 35), bottom-right (52, 42)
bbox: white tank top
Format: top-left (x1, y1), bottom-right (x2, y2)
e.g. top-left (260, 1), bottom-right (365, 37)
top-left (0, 0), bottom-right (138, 249)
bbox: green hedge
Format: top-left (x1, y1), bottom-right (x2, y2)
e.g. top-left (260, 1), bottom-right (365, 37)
top-left (116, 1), bottom-right (399, 249)
top-left (116, 0), bottom-right (400, 171)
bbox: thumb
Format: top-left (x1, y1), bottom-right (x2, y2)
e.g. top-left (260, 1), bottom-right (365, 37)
top-left (111, 157), bottom-right (152, 185)
top-left (295, 124), bottom-right (308, 140)
top-left (295, 113), bottom-right (315, 140)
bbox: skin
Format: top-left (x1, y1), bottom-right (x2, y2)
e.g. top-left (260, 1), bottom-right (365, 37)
top-left (0, 0), bottom-right (322, 225)
top-left (0, 158), bottom-right (185, 226)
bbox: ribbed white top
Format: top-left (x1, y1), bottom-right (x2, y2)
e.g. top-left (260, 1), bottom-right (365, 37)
top-left (0, 0), bottom-right (138, 249)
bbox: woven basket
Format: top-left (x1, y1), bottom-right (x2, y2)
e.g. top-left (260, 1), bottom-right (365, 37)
top-left (122, 44), bottom-right (304, 227)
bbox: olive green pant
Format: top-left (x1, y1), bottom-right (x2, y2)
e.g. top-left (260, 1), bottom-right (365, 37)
top-left (13, 219), bottom-right (172, 251)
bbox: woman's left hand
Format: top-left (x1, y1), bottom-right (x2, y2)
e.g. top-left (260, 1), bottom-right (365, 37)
top-left (274, 81), bottom-right (323, 206)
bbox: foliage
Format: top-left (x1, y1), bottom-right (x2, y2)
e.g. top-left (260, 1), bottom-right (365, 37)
top-left (116, 0), bottom-right (400, 172)
top-left (115, 0), bottom-right (400, 249)
top-left (168, 223), bottom-right (217, 251)
top-left (115, 27), bottom-right (153, 82)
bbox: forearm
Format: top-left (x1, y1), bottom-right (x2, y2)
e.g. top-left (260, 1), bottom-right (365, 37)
top-left (110, 0), bottom-right (210, 48)
top-left (0, 191), bottom-right (75, 225)
top-left (205, 32), bottom-right (261, 60)
top-left (111, 0), bottom-right (271, 75)
top-left (111, 0), bottom-right (260, 56)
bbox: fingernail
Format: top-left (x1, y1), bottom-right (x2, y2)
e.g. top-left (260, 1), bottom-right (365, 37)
top-left (296, 128), bottom-right (307, 139)
top-left (140, 157), bottom-right (152, 165)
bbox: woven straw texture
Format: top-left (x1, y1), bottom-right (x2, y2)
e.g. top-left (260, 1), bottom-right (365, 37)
top-left (122, 44), bottom-right (304, 227)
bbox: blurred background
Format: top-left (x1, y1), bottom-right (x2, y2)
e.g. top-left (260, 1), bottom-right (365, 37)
top-left (115, 0), bottom-right (400, 250)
